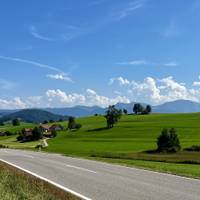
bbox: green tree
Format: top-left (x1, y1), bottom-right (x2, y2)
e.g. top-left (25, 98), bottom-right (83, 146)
top-left (68, 117), bottom-right (76, 130)
top-left (105, 105), bottom-right (122, 128)
top-left (146, 105), bottom-right (152, 114)
top-left (32, 127), bottom-right (43, 141)
top-left (0, 121), bottom-right (4, 126)
top-left (123, 109), bottom-right (128, 115)
top-left (12, 119), bottom-right (20, 126)
top-left (133, 103), bottom-right (144, 114)
top-left (157, 128), bottom-right (181, 152)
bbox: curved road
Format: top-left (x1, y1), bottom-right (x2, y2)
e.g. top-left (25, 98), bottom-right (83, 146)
top-left (0, 149), bottom-right (200, 200)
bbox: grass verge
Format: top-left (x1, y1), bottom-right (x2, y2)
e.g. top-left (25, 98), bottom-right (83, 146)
top-left (0, 161), bottom-right (80, 200)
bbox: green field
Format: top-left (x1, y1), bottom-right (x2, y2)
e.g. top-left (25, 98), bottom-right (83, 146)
top-left (0, 113), bottom-right (200, 178)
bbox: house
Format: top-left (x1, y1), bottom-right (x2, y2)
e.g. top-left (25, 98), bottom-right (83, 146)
top-left (23, 128), bottom-right (33, 137)
top-left (40, 124), bottom-right (51, 133)
top-left (49, 124), bottom-right (63, 131)
top-left (39, 124), bottom-right (63, 138)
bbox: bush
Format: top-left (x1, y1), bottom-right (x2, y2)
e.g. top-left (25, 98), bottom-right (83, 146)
top-left (157, 128), bottom-right (181, 152)
top-left (17, 135), bottom-right (23, 141)
top-left (4, 131), bottom-right (13, 136)
top-left (0, 144), bottom-right (8, 148)
top-left (12, 119), bottom-right (20, 126)
top-left (75, 123), bottom-right (82, 130)
top-left (51, 130), bottom-right (57, 138)
top-left (184, 145), bottom-right (200, 152)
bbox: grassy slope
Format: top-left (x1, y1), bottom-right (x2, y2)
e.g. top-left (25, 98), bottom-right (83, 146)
top-left (0, 113), bottom-right (200, 178)
top-left (47, 114), bottom-right (200, 155)
top-left (0, 122), bottom-right (40, 149)
top-left (0, 162), bottom-right (79, 200)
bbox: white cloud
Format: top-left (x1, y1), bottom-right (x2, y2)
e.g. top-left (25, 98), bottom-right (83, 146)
top-left (45, 89), bottom-right (130, 108)
top-left (163, 62), bottom-right (178, 67)
top-left (0, 79), bottom-right (16, 90)
top-left (193, 76), bottom-right (200, 86)
top-left (109, 77), bottom-right (130, 86)
top-left (117, 60), bottom-right (147, 65)
top-left (0, 55), bottom-right (62, 73)
top-left (111, 76), bottom-right (200, 105)
top-left (30, 25), bottom-right (55, 41)
top-left (0, 97), bottom-right (27, 109)
top-left (47, 73), bottom-right (73, 82)
top-left (117, 60), bottom-right (178, 67)
top-left (112, 0), bottom-right (144, 20)
top-left (162, 20), bottom-right (179, 38)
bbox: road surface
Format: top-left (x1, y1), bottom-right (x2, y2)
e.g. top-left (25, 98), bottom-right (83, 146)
top-left (0, 149), bottom-right (200, 200)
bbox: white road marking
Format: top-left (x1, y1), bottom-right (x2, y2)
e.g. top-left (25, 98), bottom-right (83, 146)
top-left (0, 159), bottom-right (92, 200)
top-left (65, 164), bottom-right (97, 174)
top-left (2, 150), bottom-right (34, 159)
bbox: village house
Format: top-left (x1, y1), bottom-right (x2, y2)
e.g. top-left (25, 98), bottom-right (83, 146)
top-left (39, 124), bottom-right (64, 137)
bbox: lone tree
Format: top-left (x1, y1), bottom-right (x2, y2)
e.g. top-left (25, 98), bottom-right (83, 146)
top-left (141, 105), bottom-right (152, 115)
top-left (12, 119), bottom-right (20, 126)
top-left (123, 109), bottom-right (128, 115)
top-left (157, 128), bottom-right (181, 152)
top-left (133, 103), bottom-right (144, 114)
top-left (32, 127), bottom-right (43, 141)
top-left (105, 105), bottom-right (122, 128)
top-left (68, 117), bottom-right (76, 130)
top-left (146, 105), bottom-right (152, 114)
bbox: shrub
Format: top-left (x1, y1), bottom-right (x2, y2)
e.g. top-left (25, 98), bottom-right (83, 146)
top-left (51, 130), bottom-right (57, 138)
top-left (4, 131), bottom-right (13, 136)
top-left (12, 119), bottom-right (20, 126)
top-left (0, 144), bottom-right (8, 148)
top-left (75, 123), bottom-right (82, 130)
top-left (157, 128), bottom-right (181, 152)
top-left (184, 145), bottom-right (200, 152)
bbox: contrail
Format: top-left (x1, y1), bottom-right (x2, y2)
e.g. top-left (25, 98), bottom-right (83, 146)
top-left (0, 55), bottom-right (62, 73)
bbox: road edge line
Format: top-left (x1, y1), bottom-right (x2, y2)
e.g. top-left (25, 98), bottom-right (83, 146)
top-left (0, 158), bottom-right (92, 200)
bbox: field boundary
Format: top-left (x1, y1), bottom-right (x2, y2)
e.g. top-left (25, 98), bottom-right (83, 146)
top-left (0, 158), bottom-right (92, 200)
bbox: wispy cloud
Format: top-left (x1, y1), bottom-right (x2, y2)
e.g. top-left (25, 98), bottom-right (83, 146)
top-left (117, 59), bottom-right (178, 67)
top-left (30, 25), bottom-right (55, 41)
top-left (117, 60), bottom-right (147, 65)
top-left (47, 73), bottom-right (73, 82)
top-left (163, 62), bottom-right (178, 67)
top-left (162, 20), bottom-right (179, 38)
top-left (0, 55), bottom-right (62, 72)
top-left (111, 0), bottom-right (145, 21)
top-left (0, 79), bottom-right (16, 90)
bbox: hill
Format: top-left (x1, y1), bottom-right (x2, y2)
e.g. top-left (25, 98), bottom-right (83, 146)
top-left (0, 109), bottom-right (69, 124)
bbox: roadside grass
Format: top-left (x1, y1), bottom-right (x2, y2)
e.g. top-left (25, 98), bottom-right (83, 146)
top-left (0, 161), bottom-right (80, 200)
top-left (1, 113), bottom-right (200, 178)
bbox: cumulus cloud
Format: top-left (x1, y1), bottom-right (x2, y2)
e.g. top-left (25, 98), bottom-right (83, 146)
top-left (193, 76), bottom-right (200, 86)
top-left (0, 97), bottom-right (27, 109)
top-left (47, 73), bottom-right (73, 82)
top-left (109, 77), bottom-right (130, 86)
top-left (46, 89), bottom-right (130, 108)
top-left (111, 76), bottom-right (200, 104)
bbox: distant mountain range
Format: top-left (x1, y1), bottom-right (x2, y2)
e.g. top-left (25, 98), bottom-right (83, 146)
top-left (0, 100), bottom-right (200, 121)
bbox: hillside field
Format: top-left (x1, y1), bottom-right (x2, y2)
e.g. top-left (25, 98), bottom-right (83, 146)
top-left (0, 113), bottom-right (200, 178)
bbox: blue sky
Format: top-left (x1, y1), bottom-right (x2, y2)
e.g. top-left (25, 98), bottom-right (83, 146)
top-left (1, 0), bottom-right (200, 108)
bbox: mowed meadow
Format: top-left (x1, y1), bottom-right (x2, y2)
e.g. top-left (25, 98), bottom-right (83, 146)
top-left (46, 113), bottom-right (200, 156)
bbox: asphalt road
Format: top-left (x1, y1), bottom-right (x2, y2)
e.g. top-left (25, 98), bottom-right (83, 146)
top-left (0, 149), bottom-right (200, 200)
